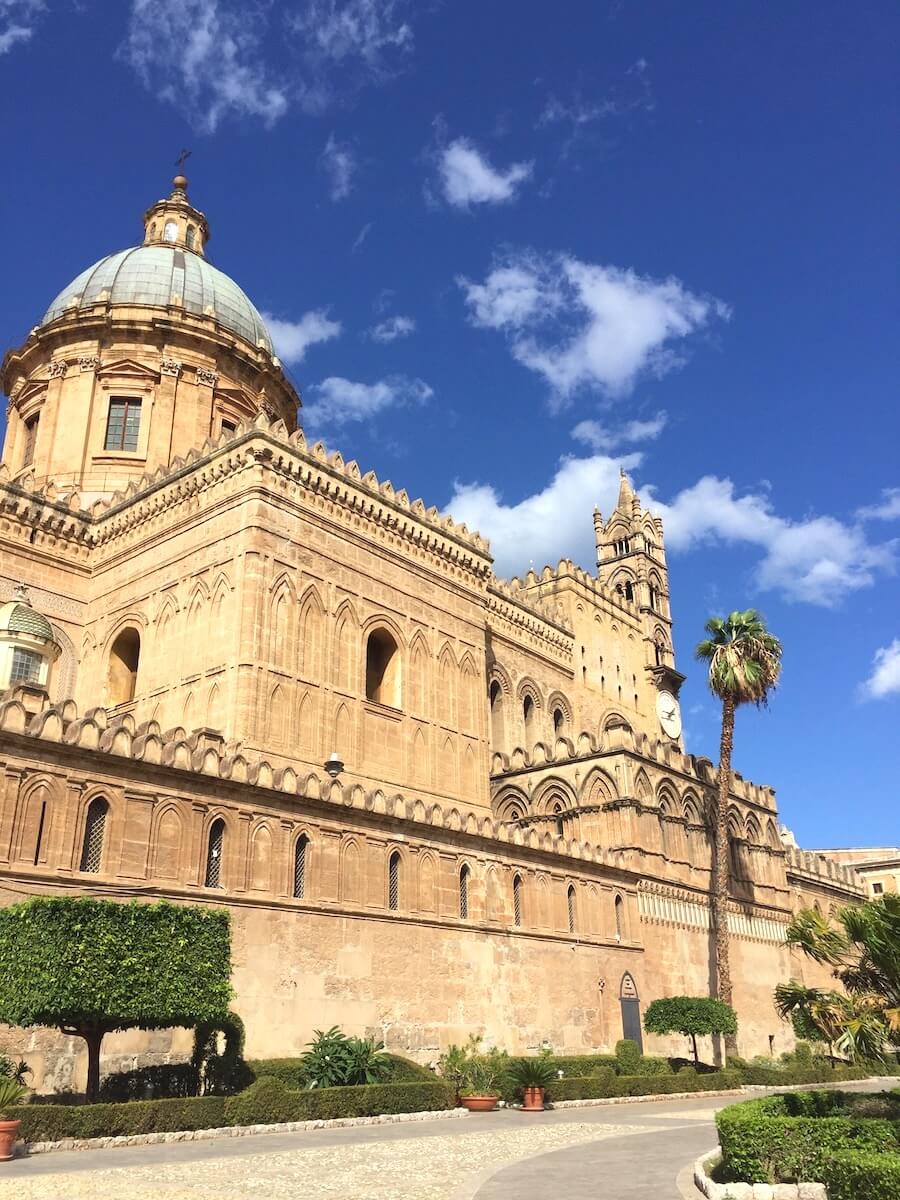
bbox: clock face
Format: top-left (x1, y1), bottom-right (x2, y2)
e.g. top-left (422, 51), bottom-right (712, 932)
top-left (656, 690), bottom-right (682, 739)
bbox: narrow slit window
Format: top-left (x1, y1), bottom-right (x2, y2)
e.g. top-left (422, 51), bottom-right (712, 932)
top-left (567, 885), bottom-right (577, 933)
top-left (614, 894), bottom-right (624, 940)
top-left (79, 798), bottom-right (108, 873)
top-left (23, 415), bottom-right (38, 467)
top-left (293, 834), bottom-right (309, 899)
top-left (204, 819), bottom-right (225, 888)
top-left (459, 864), bottom-right (470, 919)
top-left (513, 874), bottom-right (523, 927)
top-left (388, 850), bottom-right (400, 911)
top-left (104, 398), bottom-right (142, 452)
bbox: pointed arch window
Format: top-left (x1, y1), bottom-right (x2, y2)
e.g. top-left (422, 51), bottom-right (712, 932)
top-left (79, 797), bottom-right (108, 873)
top-left (523, 693), bottom-right (537, 743)
top-left (204, 818), bottom-right (225, 888)
top-left (553, 707), bottom-right (565, 736)
top-left (513, 873), bottom-right (523, 927)
top-left (293, 833), bottom-right (309, 899)
top-left (388, 850), bottom-right (401, 911)
top-left (459, 864), bottom-right (470, 920)
top-left (567, 884), bottom-right (577, 933)
top-left (107, 627), bottom-right (140, 705)
top-left (614, 893), bottom-right (624, 940)
top-left (366, 629), bottom-right (401, 707)
top-left (648, 582), bottom-right (660, 611)
top-left (552, 801), bottom-right (565, 839)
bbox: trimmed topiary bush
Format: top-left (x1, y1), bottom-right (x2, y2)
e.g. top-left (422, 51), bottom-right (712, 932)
top-left (545, 1069), bottom-right (740, 1103)
top-left (98, 1063), bottom-right (199, 1102)
top-left (615, 1039), bottom-right (642, 1074)
top-left (643, 996), bottom-right (738, 1067)
top-left (225, 1079), bottom-right (455, 1124)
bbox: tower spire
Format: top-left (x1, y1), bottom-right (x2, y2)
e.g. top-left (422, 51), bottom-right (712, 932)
top-left (616, 467), bottom-right (635, 512)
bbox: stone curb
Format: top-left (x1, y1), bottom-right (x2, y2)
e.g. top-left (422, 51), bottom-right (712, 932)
top-left (21, 1106), bottom-right (468, 1156)
top-left (693, 1147), bottom-right (826, 1200)
top-left (553, 1073), bottom-right (896, 1111)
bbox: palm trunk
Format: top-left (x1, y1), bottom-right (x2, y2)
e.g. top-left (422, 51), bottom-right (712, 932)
top-left (712, 695), bottom-right (738, 1058)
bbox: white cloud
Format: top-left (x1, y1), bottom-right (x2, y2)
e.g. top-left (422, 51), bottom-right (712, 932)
top-left (289, 0), bottom-right (414, 111)
top-left (861, 640), bottom-right (900, 700)
top-left (857, 488), bottom-right (900, 522)
top-left (123, 0), bottom-right (288, 132)
top-left (351, 221), bottom-right (373, 252)
top-left (438, 138), bottom-right (533, 209)
top-left (446, 452), bottom-right (896, 604)
top-left (369, 314), bottom-right (415, 342)
top-left (571, 412), bottom-right (667, 451)
top-left (303, 374), bottom-right (432, 429)
top-left (320, 133), bottom-right (357, 200)
top-left (261, 310), bottom-right (342, 365)
top-left (0, 0), bottom-right (43, 54)
top-left (537, 60), bottom-right (654, 160)
top-left (460, 251), bottom-right (728, 403)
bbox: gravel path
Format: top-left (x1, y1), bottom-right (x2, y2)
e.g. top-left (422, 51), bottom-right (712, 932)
top-left (0, 1121), bottom-right (647, 1200)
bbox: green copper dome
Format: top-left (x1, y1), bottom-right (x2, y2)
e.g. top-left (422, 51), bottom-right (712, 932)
top-left (40, 245), bottom-right (273, 355)
top-left (1, 602), bottom-right (54, 642)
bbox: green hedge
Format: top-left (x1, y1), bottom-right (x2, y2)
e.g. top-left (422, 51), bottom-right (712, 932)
top-left (10, 1078), bottom-right (455, 1144)
top-left (9, 1096), bottom-right (228, 1143)
top-left (716, 1092), bottom-right (900, 1184)
top-left (737, 1063), bottom-right (871, 1087)
top-left (822, 1148), bottom-right (900, 1200)
top-left (224, 1077), bottom-right (454, 1125)
top-left (546, 1069), bottom-right (741, 1103)
top-left (245, 1053), bottom-right (434, 1089)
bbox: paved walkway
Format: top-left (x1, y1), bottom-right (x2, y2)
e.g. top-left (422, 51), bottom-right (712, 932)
top-left (0, 1083), bottom-right (889, 1200)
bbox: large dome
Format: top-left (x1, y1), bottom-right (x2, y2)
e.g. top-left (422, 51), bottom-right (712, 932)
top-left (41, 245), bottom-right (273, 355)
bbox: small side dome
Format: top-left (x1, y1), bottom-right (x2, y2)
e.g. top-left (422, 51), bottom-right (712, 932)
top-left (0, 587), bottom-right (60, 692)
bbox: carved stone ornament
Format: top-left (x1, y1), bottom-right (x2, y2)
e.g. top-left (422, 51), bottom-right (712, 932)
top-left (257, 388), bottom-right (277, 419)
top-left (48, 360), bottom-right (68, 379)
top-left (195, 366), bottom-right (219, 388)
top-left (160, 357), bottom-right (183, 377)
top-left (79, 356), bottom-right (100, 373)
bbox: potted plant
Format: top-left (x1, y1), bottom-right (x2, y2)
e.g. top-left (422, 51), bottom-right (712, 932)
top-left (0, 1078), bottom-right (28, 1161)
top-left (506, 1057), bottom-right (557, 1111)
top-left (459, 1053), bottom-right (504, 1112)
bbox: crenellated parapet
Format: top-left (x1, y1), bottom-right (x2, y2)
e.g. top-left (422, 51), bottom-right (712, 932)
top-left (0, 465), bottom-right (92, 558)
top-left (0, 691), bottom-right (630, 870)
top-left (515, 558), bottom-right (642, 622)
top-left (785, 845), bottom-right (864, 898)
top-left (486, 581), bottom-right (573, 668)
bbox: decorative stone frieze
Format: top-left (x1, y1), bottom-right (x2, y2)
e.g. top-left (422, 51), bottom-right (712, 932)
top-left (47, 360), bottom-right (68, 378)
top-left (78, 356), bottom-right (100, 373)
top-left (160, 357), bottom-right (183, 377)
top-left (195, 366), bottom-right (218, 387)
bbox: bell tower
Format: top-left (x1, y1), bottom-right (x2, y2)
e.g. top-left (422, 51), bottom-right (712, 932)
top-left (595, 471), bottom-right (685, 715)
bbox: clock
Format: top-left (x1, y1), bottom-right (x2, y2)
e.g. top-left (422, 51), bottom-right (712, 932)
top-left (656, 690), bottom-right (682, 739)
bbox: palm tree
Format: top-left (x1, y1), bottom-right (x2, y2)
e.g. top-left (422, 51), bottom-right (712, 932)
top-left (696, 609), bottom-right (783, 1054)
top-left (776, 896), bottom-right (900, 1061)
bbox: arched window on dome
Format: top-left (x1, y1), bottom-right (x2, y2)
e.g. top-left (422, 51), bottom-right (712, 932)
top-left (186, 225), bottom-right (196, 250)
top-left (163, 220), bottom-right (178, 243)
top-left (23, 414), bottom-right (39, 467)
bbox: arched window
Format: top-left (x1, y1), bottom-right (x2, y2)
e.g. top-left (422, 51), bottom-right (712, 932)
top-left (366, 629), bottom-right (401, 707)
top-left (293, 834), bottom-right (309, 899)
top-left (623, 580), bottom-right (634, 602)
top-left (149, 222), bottom-right (156, 240)
top-left (513, 874), bottom-right (523, 926)
top-left (614, 893), bottom-right (624, 940)
top-left (567, 884), bottom-right (576, 933)
top-left (79, 797), bottom-right (108, 873)
top-left (648, 582), bottom-right (659, 611)
top-left (107, 628), bottom-right (140, 705)
top-left (164, 220), bottom-right (178, 243)
top-left (186, 225), bottom-right (196, 249)
top-left (459, 864), bottom-right (470, 920)
top-left (204, 818), bottom-right (225, 888)
top-left (553, 707), bottom-right (565, 736)
top-left (523, 694), bottom-right (537, 743)
top-left (22, 414), bottom-right (38, 467)
top-left (654, 640), bottom-right (664, 667)
top-left (552, 801), bottom-right (565, 839)
top-left (388, 850), bottom-right (401, 911)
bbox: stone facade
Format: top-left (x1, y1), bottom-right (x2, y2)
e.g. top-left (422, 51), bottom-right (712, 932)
top-left (0, 177), bottom-right (863, 1093)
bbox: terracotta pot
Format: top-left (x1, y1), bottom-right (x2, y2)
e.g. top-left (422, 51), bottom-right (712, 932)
top-left (521, 1086), bottom-right (545, 1111)
top-left (0, 1119), bottom-right (21, 1162)
top-left (460, 1094), bottom-right (499, 1112)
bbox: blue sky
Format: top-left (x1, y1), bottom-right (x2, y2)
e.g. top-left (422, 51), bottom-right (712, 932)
top-left (2, 1), bottom-right (898, 847)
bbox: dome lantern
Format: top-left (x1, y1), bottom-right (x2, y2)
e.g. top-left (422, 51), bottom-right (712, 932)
top-left (143, 173), bottom-right (210, 257)
top-left (0, 584), bottom-right (60, 693)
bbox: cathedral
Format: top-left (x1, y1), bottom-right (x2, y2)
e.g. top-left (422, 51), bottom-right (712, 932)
top-left (0, 175), bottom-right (862, 1092)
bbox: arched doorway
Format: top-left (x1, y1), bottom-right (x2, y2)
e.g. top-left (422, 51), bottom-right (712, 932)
top-left (619, 972), bottom-right (642, 1050)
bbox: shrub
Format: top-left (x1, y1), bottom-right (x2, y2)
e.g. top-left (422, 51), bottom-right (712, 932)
top-left (615, 1039), bottom-right (642, 1074)
top-left (192, 1011), bottom-right (252, 1095)
top-left (638, 1055), bottom-right (672, 1076)
top-left (9, 1096), bottom-right (228, 1143)
top-left (716, 1092), bottom-right (900, 1184)
top-left (736, 1062), bottom-right (870, 1087)
top-left (224, 1079), bottom-right (455, 1125)
top-left (505, 1057), bottom-right (558, 1095)
top-left (822, 1148), bottom-right (900, 1200)
top-left (98, 1063), bottom-right (199, 1102)
top-left (297, 1027), bottom-right (392, 1088)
